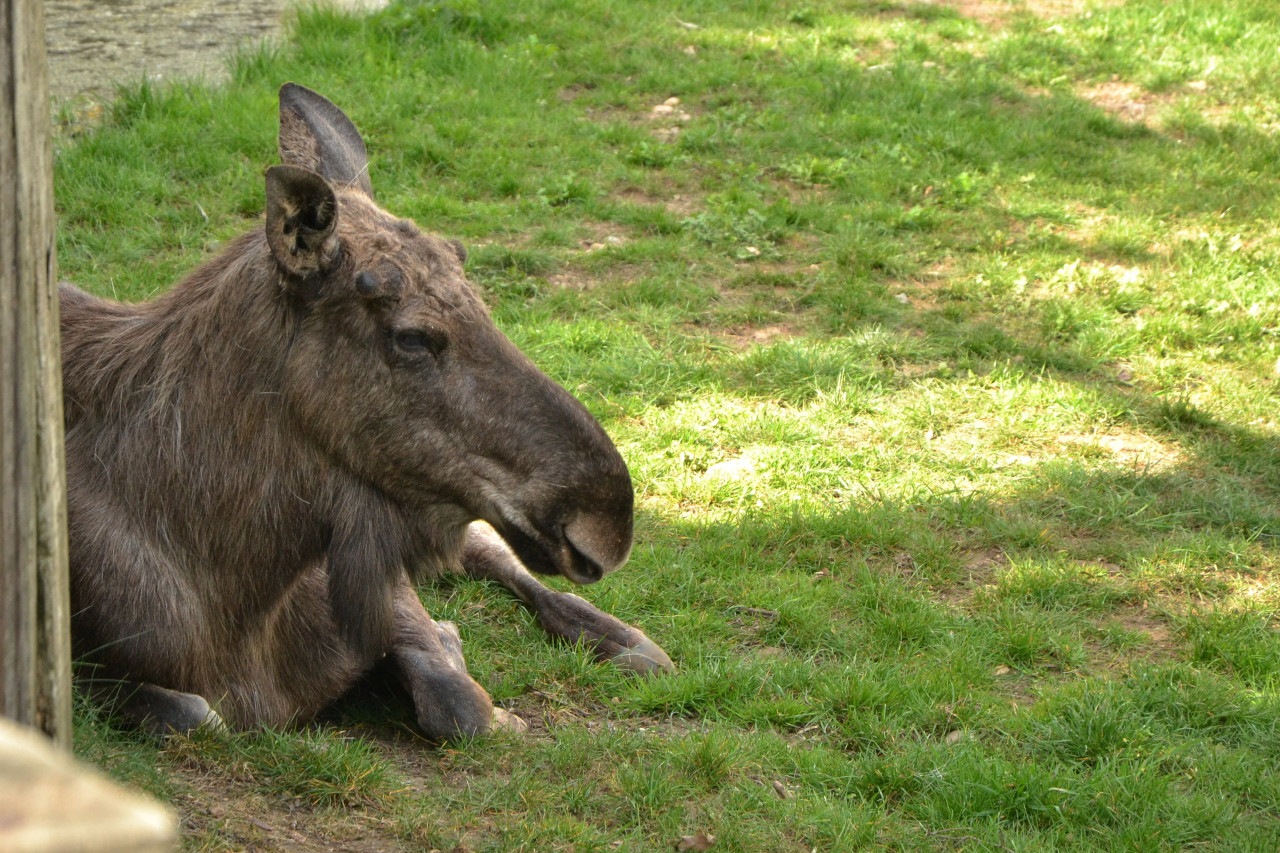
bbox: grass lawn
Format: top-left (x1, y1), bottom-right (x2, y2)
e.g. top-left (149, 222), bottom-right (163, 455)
top-left (55, 0), bottom-right (1280, 850)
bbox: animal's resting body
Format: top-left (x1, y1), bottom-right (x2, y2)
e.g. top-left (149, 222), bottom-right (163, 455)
top-left (62, 83), bottom-right (672, 741)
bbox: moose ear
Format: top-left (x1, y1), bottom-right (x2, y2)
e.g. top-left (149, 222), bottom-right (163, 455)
top-left (265, 165), bottom-right (340, 278)
top-left (278, 82), bottom-right (374, 197)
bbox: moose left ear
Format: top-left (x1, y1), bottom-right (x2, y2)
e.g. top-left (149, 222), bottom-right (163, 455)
top-left (279, 83), bottom-right (374, 198)
top-left (265, 165), bottom-right (340, 278)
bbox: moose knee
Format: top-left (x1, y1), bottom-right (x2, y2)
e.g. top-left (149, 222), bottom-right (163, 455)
top-left (396, 650), bottom-right (496, 742)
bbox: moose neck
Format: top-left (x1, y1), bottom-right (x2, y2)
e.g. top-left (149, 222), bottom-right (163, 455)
top-left (61, 232), bottom-right (340, 605)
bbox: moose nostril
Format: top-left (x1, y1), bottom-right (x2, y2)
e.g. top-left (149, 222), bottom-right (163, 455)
top-left (562, 538), bottom-right (605, 585)
top-left (563, 512), bottom-right (632, 576)
top-left (356, 270), bottom-right (379, 296)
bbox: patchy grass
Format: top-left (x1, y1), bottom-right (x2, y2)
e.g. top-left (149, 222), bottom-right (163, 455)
top-left (56, 0), bottom-right (1280, 850)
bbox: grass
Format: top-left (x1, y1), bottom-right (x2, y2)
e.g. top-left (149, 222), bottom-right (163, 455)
top-left (55, 0), bottom-right (1280, 849)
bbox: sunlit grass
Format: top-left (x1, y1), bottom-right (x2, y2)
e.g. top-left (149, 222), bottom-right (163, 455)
top-left (54, 0), bottom-right (1280, 849)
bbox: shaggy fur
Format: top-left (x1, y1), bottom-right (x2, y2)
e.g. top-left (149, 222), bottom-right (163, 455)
top-left (62, 84), bottom-right (660, 740)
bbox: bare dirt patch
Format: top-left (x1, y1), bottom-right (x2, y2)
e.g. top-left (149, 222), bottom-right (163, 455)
top-left (169, 766), bottom-right (405, 853)
top-left (1054, 430), bottom-right (1184, 472)
top-left (1023, 0), bottom-right (1120, 18)
top-left (1114, 606), bottom-right (1177, 652)
top-left (933, 0), bottom-right (1121, 28)
top-left (1077, 80), bottom-right (1181, 126)
top-left (617, 184), bottom-right (701, 219)
top-left (718, 323), bottom-right (805, 349)
top-left (885, 259), bottom-right (957, 311)
top-left (1084, 605), bottom-right (1181, 674)
top-left (933, 0), bottom-right (1018, 28)
top-left (576, 220), bottom-right (632, 252)
top-left (546, 269), bottom-right (599, 291)
top-left (647, 97), bottom-right (694, 143)
top-left (933, 547), bottom-right (1005, 609)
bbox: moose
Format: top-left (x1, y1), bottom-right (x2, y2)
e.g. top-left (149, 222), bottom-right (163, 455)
top-left (62, 83), bottom-right (672, 741)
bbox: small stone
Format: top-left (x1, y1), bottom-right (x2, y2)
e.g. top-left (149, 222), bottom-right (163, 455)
top-left (944, 730), bottom-right (964, 745)
top-left (894, 293), bottom-right (910, 304)
top-left (993, 665), bottom-right (1013, 676)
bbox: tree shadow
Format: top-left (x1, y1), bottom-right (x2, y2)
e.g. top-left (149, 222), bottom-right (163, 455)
top-left (599, 4), bottom-right (1280, 677)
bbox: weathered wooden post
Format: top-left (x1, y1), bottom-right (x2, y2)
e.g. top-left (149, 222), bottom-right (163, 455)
top-left (2, 2), bottom-right (178, 850)
top-left (1, 0), bottom-right (72, 745)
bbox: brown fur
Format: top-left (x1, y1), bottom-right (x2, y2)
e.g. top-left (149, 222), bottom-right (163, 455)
top-left (62, 85), bottom-right (657, 740)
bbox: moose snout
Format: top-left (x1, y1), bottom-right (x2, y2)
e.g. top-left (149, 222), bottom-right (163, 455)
top-left (468, 342), bottom-right (635, 585)
top-left (488, 506), bottom-right (629, 586)
top-left (563, 510), bottom-right (632, 580)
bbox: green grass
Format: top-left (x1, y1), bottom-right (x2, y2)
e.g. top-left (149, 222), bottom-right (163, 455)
top-left (56, 0), bottom-right (1280, 849)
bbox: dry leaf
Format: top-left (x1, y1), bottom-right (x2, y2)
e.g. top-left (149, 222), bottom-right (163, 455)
top-left (677, 832), bottom-right (716, 851)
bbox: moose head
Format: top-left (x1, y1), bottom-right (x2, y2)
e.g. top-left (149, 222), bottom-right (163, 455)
top-left (267, 84), bottom-right (634, 597)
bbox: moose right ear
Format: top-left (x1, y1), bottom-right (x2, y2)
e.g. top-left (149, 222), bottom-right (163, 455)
top-left (265, 165), bottom-right (340, 278)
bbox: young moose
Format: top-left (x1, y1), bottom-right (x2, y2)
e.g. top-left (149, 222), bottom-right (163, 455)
top-left (63, 83), bottom-right (672, 741)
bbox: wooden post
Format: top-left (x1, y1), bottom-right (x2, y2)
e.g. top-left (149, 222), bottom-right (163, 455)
top-left (1, 0), bottom-right (73, 748)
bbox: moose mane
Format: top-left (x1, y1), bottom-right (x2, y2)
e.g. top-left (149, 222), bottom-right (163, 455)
top-left (61, 231), bottom-right (288, 429)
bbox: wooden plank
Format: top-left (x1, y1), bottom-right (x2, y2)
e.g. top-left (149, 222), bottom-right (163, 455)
top-left (0, 717), bottom-right (177, 853)
top-left (1, 0), bottom-right (72, 747)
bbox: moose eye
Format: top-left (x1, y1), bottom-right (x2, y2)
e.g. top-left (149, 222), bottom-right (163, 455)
top-left (392, 328), bottom-right (443, 358)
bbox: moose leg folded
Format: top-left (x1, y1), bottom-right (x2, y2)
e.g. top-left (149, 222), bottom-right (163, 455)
top-left (78, 672), bottom-right (225, 736)
top-left (462, 523), bottom-right (674, 675)
top-left (388, 581), bottom-right (523, 740)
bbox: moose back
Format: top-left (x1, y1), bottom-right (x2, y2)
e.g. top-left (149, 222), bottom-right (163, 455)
top-left (62, 83), bottom-right (671, 741)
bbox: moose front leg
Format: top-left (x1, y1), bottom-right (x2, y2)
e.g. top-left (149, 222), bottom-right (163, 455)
top-left (78, 670), bottom-right (225, 737)
top-left (463, 523), bottom-right (674, 674)
top-left (389, 581), bottom-right (525, 740)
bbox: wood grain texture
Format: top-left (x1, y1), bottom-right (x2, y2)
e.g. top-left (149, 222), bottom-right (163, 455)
top-left (1, 0), bottom-right (72, 749)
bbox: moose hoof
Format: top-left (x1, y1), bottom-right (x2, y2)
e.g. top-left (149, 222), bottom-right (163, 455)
top-left (195, 705), bottom-right (228, 733)
top-left (128, 687), bottom-right (224, 737)
top-left (611, 634), bottom-right (675, 675)
top-left (492, 708), bottom-right (528, 734)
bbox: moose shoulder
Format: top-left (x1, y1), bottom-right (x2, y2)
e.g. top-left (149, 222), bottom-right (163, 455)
top-left (62, 83), bottom-right (672, 741)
